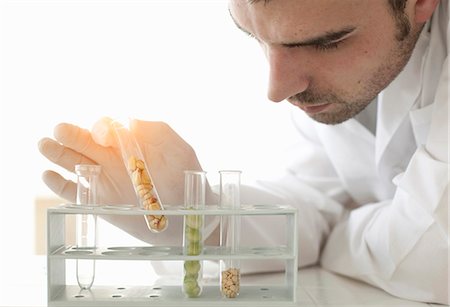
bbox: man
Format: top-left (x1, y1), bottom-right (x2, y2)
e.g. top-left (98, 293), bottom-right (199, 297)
top-left (39, 0), bottom-right (449, 304)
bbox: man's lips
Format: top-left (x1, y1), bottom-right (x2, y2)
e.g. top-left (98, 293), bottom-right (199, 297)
top-left (294, 102), bottom-right (332, 114)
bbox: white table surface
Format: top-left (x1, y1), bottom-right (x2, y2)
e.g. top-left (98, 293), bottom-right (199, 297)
top-left (0, 256), bottom-right (445, 307)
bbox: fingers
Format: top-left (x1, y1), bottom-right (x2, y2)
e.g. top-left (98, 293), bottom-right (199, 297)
top-left (42, 170), bottom-right (77, 203)
top-left (53, 122), bottom-right (113, 164)
top-left (91, 116), bottom-right (117, 148)
top-left (38, 137), bottom-right (95, 172)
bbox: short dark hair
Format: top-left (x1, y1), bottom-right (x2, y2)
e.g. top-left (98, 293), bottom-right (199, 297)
top-left (388, 0), bottom-right (411, 40)
top-left (248, 0), bottom-right (411, 41)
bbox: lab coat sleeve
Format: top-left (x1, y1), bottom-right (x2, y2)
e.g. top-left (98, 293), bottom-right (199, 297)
top-left (320, 57), bottom-right (449, 305)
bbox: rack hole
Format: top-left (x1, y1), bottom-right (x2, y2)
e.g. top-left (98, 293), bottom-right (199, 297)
top-left (260, 288), bottom-right (269, 291)
top-left (152, 287), bottom-right (162, 290)
top-left (117, 287), bottom-right (126, 290)
top-left (74, 295), bottom-right (84, 298)
top-left (149, 294), bottom-right (160, 298)
top-left (112, 294), bottom-right (123, 298)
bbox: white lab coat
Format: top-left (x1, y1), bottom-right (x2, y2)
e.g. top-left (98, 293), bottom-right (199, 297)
top-left (142, 2), bottom-right (448, 304)
top-left (236, 1), bottom-right (449, 304)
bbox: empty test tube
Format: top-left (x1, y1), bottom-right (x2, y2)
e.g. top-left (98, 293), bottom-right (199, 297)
top-left (219, 170), bottom-right (242, 299)
top-left (75, 164), bottom-right (101, 290)
top-left (182, 170), bottom-right (206, 298)
top-left (111, 119), bottom-right (168, 233)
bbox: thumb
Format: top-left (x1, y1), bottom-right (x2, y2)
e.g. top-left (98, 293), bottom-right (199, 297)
top-left (91, 116), bottom-right (117, 147)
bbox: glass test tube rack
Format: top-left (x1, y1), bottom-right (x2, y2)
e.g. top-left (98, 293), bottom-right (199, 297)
top-left (47, 204), bottom-right (298, 306)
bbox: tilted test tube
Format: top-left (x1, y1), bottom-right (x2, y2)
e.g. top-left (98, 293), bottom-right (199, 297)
top-left (219, 170), bottom-right (242, 299)
top-left (111, 118), bottom-right (168, 233)
top-left (75, 164), bottom-right (101, 290)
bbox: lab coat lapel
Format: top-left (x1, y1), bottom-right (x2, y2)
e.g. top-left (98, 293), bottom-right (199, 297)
top-left (375, 29), bottom-right (431, 167)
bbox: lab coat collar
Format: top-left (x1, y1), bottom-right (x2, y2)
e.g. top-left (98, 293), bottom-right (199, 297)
top-left (375, 26), bottom-right (431, 166)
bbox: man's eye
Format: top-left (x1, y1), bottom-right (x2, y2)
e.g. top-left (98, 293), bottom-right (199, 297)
top-left (313, 41), bottom-right (342, 51)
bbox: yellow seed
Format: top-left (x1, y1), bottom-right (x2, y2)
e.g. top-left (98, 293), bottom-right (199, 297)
top-left (127, 156), bottom-right (137, 171)
top-left (142, 191), bottom-right (153, 200)
top-left (157, 216), bottom-right (167, 230)
top-left (142, 201), bottom-right (151, 210)
top-left (141, 170), bottom-right (151, 184)
top-left (138, 186), bottom-right (150, 197)
top-left (149, 196), bottom-right (158, 204)
top-left (149, 217), bottom-right (160, 229)
top-left (132, 169), bottom-right (142, 185)
top-left (136, 159), bottom-right (145, 170)
top-left (149, 202), bottom-right (161, 211)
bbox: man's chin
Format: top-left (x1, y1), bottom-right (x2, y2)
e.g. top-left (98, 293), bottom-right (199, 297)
top-left (294, 102), bottom-right (351, 125)
top-left (307, 111), bottom-right (352, 125)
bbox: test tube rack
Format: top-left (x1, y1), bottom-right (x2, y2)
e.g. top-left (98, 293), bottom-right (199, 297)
top-left (47, 204), bottom-right (298, 306)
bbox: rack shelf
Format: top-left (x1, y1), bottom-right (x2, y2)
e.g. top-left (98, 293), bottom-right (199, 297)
top-left (47, 204), bottom-right (298, 306)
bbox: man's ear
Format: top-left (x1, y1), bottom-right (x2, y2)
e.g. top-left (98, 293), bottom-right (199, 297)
top-left (414, 0), bottom-right (440, 23)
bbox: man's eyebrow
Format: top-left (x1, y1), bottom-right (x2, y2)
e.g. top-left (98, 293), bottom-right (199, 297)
top-left (228, 9), bottom-right (356, 47)
top-left (284, 27), bottom-right (356, 48)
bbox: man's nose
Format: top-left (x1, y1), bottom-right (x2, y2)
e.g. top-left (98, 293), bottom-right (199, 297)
top-left (266, 47), bottom-right (310, 103)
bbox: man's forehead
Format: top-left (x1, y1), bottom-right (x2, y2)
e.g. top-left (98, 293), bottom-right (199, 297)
top-left (228, 0), bottom-right (378, 48)
top-left (231, 2), bottom-right (360, 31)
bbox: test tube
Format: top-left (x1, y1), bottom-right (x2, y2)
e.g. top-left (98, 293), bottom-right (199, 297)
top-left (75, 164), bottom-right (101, 290)
top-left (111, 119), bottom-right (168, 233)
top-left (219, 170), bottom-right (242, 299)
top-left (182, 170), bottom-right (206, 298)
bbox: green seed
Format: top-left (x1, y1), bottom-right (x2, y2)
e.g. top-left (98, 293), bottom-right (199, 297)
top-left (183, 278), bottom-right (197, 291)
top-left (183, 277), bottom-right (201, 298)
top-left (184, 260), bottom-right (201, 274)
top-left (188, 285), bottom-right (201, 297)
top-left (186, 226), bottom-right (201, 242)
top-left (186, 215), bottom-right (203, 229)
top-left (187, 242), bottom-right (202, 255)
top-left (184, 271), bottom-right (199, 280)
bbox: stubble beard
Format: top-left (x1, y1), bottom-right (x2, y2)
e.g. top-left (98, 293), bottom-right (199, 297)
top-left (291, 24), bottom-right (423, 125)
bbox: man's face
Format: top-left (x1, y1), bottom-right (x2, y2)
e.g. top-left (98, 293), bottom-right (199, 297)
top-left (229, 0), bottom-right (422, 124)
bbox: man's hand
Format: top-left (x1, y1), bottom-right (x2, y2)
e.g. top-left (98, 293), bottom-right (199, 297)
top-left (38, 117), bottom-right (205, 206)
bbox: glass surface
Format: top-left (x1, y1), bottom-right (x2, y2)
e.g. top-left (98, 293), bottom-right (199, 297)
top-left (219, 170), bottom-right (242, 298)
top-left (111, 119), bottom-right (168, 233)
top-left (75, 164), bottom-right (101, 290)
top-left (182, 170), bottom-right (206, 298)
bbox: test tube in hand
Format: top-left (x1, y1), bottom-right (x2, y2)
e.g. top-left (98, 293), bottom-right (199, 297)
top-left (219, 170), bottom-right (242, 298)
top-left (111, 119), bottom-right (168, 233)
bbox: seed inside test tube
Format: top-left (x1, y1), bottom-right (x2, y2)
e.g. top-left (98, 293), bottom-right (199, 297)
top-left (182, 171), bottom-right (206, 298)
top-left (112, 120), bottom-right (167, 232)
top-left (126, 155), bottom-right (166, 231)
top-left (126, 156), bottom-right (166, 232)
top-left (219, 170), bottom-right (242, 298)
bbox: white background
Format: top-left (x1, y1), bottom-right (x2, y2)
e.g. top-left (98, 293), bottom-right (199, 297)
top-left (0, 0), bottom-right (298, 295)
